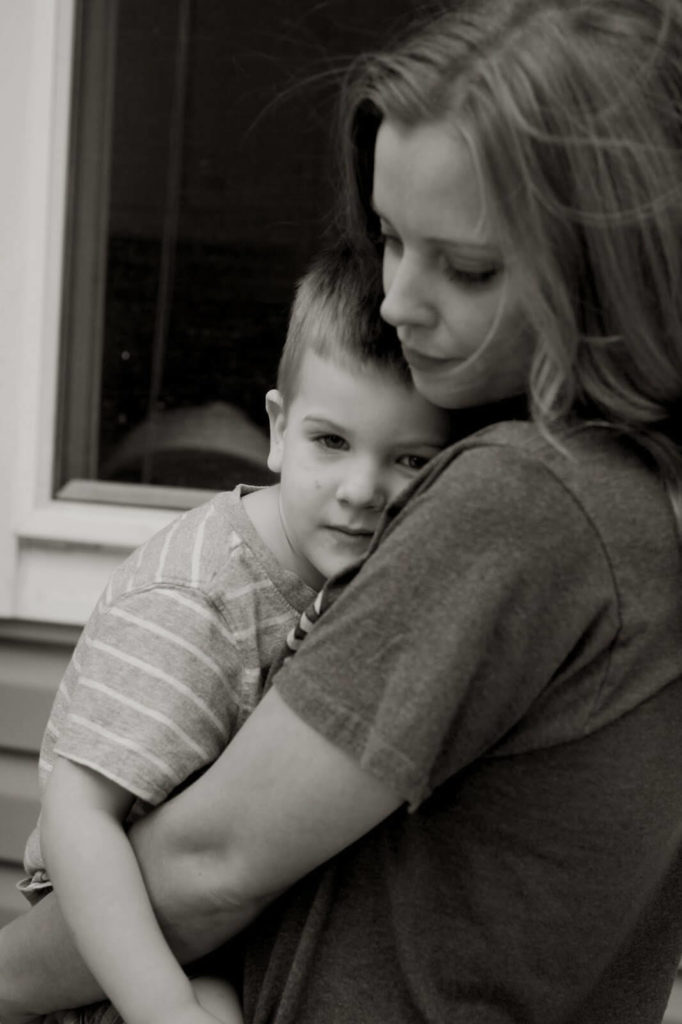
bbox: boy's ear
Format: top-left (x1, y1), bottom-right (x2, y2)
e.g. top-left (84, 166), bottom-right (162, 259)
top-left (265, 389), bottom-right (286, 473)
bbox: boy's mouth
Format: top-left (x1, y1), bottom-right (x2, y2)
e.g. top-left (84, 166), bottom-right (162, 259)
top-left (326, 524), bottom-right (375, 539)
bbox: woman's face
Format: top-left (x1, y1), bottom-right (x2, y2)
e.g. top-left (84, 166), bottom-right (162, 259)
top-left (373, 117), bottom-right (534, 409)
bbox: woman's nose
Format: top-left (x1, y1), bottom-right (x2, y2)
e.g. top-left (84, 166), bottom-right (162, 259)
top-left (380, 251), bottom-right (435, 329)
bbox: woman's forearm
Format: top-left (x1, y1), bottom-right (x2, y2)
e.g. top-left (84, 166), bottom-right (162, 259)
top-left (0, 814), bottom-right (267, 1021)
top-left (129, 807), bottom-right (271, 964)
top-left (0, 879), bottom-right (260, 1021)
top-left (0, 686), bottom-right (397, 1019)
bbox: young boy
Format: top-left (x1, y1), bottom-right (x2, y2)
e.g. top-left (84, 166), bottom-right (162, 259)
top-left (15, 241), bottom-right (452, 1024)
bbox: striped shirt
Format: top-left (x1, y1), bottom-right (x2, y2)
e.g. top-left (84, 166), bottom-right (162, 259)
top-left (22, 485), bottom-right (315, 890)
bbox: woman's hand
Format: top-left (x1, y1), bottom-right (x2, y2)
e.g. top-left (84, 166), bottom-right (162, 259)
top-left (0, 688), bottom-right (399, 1022)
top-left (0, 967), bottom-right (43, 1024)
top-left (0, 899), bottom-right (105, 1019)
top-left (0, 1002), bottom-right (42, 1024)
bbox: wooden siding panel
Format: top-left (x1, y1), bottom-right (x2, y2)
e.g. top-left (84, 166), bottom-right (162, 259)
top-left (0, 636), bottom-right (73, 751)
top-left (0, 862), bottom-right (28, 928)
top-left (0, 679), bottom-right (58, 753)
top-left (0, 623), bottom-right (76, 927)
top-left (0, 751), bottom-right (40, 863)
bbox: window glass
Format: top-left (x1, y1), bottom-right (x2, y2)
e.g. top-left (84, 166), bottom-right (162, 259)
top-left (56, 0), bottom-right (419, 508)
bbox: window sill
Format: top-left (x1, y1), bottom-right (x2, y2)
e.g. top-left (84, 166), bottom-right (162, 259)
top-left (19, 500), bottom-right (174, 551)
top-left (12, 496), bottom-right (196, 626)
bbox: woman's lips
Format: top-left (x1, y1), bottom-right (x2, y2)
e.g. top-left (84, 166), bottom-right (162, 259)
top-left (401, 346), bottom-right (459, 373)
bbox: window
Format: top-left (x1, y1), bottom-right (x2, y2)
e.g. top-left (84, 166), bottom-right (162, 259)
top-left (56, 0), bottom-right (420, 509)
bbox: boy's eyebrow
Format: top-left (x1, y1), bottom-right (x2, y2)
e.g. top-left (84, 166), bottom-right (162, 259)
top-left (303, 414), bottom-right (448, 448)
top-left (302, 414), bottom-right (343, 428)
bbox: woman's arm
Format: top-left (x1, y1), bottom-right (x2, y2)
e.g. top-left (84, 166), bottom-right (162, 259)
top-left (131, 686), bottom-right (403, 959)
top-left (38, 756), bottom-right (225, 1024)
top-left (0, 896), bottom-right (99, 1024)
top-left (0, 690), bottom-right (401, 1019)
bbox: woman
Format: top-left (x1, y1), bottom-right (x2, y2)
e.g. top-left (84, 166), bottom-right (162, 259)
top-left (3, 1), bottom-right (682, 1021)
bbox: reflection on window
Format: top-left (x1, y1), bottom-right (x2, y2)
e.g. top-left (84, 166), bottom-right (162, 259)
top-left (56, 0), bottom-right (418, 508)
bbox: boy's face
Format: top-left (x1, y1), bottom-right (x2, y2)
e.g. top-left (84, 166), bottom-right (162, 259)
top-left (266, 349), bottom-right (451, 587)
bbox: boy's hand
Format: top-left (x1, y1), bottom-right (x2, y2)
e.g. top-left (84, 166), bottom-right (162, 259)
top-left (150, 1004), bottom-right (234, 1024)
top-left (192, 976), bottom-right (243, 1024)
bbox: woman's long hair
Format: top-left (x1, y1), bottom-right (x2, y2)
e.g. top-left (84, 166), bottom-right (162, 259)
top-left (337, 0), bottom-right (682, 529)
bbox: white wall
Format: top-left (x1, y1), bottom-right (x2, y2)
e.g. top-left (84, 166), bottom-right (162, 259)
top-left (0, 0), bottom-right (174, 626)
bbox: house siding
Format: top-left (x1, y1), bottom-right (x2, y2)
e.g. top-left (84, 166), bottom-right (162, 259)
top-left (0, 621), bottom-right (78, 926)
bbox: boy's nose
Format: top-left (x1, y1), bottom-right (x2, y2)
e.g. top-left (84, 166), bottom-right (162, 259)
top-left (336, 462), bottom-right (386, 510)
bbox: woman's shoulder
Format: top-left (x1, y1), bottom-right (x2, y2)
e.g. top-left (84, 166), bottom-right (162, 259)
top-left (430, 418), bottom-right (663, 502)
top-left (402, 418), bottom-right (676, 576)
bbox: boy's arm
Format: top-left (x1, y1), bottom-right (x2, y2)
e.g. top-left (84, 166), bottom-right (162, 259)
top-left (0, 688), bottom-right (400, 1018)
top-left (37, 756), bottom-right (223, 1024)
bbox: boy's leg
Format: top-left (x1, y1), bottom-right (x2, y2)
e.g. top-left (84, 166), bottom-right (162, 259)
top-left (42, 1003), bottom-right (120, 1024)
top-left (192, 976), bottom-right (243, 1024)
top-left (41, 983), bottom-right (241, 1024)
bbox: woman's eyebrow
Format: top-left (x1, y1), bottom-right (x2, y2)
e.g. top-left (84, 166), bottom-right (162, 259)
top-left (371, 196), bottom-right (502, 260)
top-left (440, 239), bottom-right (503, 260)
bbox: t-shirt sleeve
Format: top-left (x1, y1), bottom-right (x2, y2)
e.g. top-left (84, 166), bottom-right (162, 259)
top-left (54, 585), bottom-right (243, 804)
top-left (274, 444), bottom-right (617, 808)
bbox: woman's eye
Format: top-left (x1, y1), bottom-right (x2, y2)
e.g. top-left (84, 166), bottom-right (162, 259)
top-left (399, 454), bottom-right (430, 471)
top-left (316, 434), bottom-right (347, 451)
top-left (443, 262), bottom-right (501, 287)
top-left (379, 228), bottom-right (402, 255)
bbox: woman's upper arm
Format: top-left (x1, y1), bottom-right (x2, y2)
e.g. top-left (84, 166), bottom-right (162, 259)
top-left (130, 686), bottom-right (403, 905)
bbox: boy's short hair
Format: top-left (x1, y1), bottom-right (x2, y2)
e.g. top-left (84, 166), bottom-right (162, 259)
top-left (277, 239), bottom-right (412, 402)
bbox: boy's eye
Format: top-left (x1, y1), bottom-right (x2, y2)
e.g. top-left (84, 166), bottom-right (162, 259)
top-left (399, 454), bottom-right (431, 471)
top-left (315, 434), bottom-right (348, 451)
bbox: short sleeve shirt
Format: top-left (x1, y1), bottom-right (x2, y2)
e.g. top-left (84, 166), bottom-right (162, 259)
top-left (22, 486), bottom-right (315, 887)
top-left (241, 422), bottom-right (682, 1024)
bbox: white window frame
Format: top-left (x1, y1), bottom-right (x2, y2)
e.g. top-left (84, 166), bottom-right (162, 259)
top-left (0, 0), bottom-right (177, 626)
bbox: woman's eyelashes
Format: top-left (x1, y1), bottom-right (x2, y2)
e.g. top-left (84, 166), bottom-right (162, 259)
top-left (379, 226), bottom-right (501, 289)
top-left (380, 231), bottom-right (402, 257)
top-left (442, 260), bottom-right (501, 287)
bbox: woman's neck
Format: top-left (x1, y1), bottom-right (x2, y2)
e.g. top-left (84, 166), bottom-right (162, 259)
top-left (448, 394), bottom-right (529, 439)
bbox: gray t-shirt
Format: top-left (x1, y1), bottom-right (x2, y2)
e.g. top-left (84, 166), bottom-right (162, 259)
top-left (240, 421), bottom-right (682, 1024)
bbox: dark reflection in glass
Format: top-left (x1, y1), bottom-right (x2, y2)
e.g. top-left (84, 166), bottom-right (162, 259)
top-left (57, 0), bottom-right (422, 503)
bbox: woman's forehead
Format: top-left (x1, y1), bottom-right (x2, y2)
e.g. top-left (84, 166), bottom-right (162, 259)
top-left (372, 118), bottom-right (500, 252)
